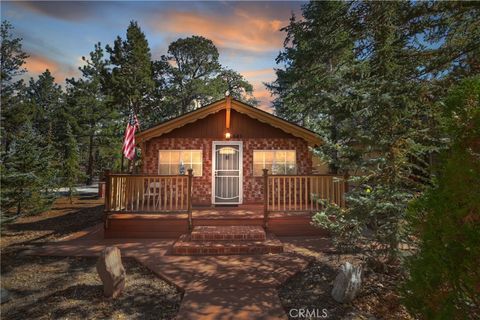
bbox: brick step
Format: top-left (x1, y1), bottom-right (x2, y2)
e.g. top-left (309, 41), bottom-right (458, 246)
top-left (190, 225), bottom-right (266, 241)
top-left (172, 233), bottom-right (283, 256)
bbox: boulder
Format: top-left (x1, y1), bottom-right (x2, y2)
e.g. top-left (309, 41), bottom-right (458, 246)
top-left (331, 262), bottom-right (362, 303)
top-left (96, 246), bottom-right (126, 298)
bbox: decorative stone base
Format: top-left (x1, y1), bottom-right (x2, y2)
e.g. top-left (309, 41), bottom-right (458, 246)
top-left (172, 228), bottom-right (283, 256)
top-left (190, 225), bottom-right (266, 241)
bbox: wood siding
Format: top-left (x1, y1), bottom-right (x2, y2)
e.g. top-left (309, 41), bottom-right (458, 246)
top-left (162, 109), bottom-right (295, 139)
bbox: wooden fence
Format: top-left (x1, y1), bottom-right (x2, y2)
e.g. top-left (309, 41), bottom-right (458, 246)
top-left (263, 169), bottom-right (347, 212)
top-left (105, 169), bottom-right (193, 213)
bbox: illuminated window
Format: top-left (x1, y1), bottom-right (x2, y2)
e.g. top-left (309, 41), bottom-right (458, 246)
top-left (253, 150), bottom-right (296, 176)
top-left (158, 150), bottom-right (203, 176)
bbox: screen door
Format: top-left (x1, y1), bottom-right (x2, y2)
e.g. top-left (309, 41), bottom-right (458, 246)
top-left (213, 143), bottom-right (242, 204)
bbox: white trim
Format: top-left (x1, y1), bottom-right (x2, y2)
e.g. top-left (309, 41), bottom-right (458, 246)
top-left (211, 141), bottom-right (243, 205)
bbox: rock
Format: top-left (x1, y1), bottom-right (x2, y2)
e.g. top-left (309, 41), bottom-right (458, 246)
top-left (1, 288), bottom-right (10, 304)
top-left (96, 246), bottom-right (126, 298)
top-left (331, 262), bottom-right (362, 303)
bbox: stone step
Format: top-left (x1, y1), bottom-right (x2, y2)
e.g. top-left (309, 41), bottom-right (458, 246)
top-left (172, 233), bottom-right (283, 256)
top-left (190, 225), bottom-right (266, 241)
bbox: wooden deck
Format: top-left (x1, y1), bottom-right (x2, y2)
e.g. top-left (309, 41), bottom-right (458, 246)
top-left (104, 205), bottom-right (328, 238)
top-left (103, 171), bottom-right (344, 238)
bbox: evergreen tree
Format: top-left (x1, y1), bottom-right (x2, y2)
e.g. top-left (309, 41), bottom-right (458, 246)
top-left (154, 36), bottom-right (258, 120)
top-left (213, 68), bottom-right (257, 106)
top-left (1, 124), bottom-right (56, 217)
top-left (106, 21), bottom-right (155, 123)
top-left (0, 20), bottom-right (30, 154)
top-left (271, 2), bottom-right (455, 261)
top-left (67, 43), bottom-right (120, 184)
top-left (161, 35), bottom-right (221, 115)
top-left (27, 69), bottom-right (65, 138)
top-left (266, 1), bottom-right (355, 173)
top-left (402, 77), bottom-right (480, 319)
top-left (61, 123), bottom-right (81, 203)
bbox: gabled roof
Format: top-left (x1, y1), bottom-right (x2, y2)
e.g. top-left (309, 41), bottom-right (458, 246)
top-left (136, 98), bottom-right (323, 146)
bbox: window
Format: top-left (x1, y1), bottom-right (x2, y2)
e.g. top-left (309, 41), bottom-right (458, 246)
top-left (158, 150), bottom-right (202, 176)
top-left (253, 150), bottom-right (296, 176)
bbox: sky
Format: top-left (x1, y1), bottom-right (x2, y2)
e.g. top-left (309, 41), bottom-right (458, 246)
top-left (1, 1), bottom-right (305, 112)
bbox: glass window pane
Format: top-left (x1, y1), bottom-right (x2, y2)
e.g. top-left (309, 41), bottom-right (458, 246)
top-left (170, 164), bottom-right (179, 175)
top-left (286, 164), bottom-right (297, 175)
top-left (191, 150), bottom-right (202, 163)
top-left (179, 151), bottom-right (189, 163)
top-left (191, 163), bottom-right (202, 176)
top-left (253, 151), bottom-right (263, 164)
top-left (286, 151), bottom-right (296, 162)
top-left (159, 151), bottom-right (170, 163)
top-left (275, 151), bottom-right (286, 163)
top-left (272, 163), bottom-right (286, 174)
top-left (264, 151), bottom-right (274, 163)
top-left (170, 151), bottom-right (180, 164)
top-left (159, 164), bottom-right (170, 175)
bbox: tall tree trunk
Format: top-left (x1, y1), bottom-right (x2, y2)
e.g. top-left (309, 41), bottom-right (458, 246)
top-left (86, 134), bottom-right (94, 185)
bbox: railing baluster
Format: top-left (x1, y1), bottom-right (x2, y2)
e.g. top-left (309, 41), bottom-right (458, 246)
top-left (305, 177), bottom-right (308, 210)
top-left (104, 173), bottom-right (346, 215)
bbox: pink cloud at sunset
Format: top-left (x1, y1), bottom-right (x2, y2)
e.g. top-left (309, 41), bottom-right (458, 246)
top-left (239, 68), bottom-right (276, 112)
top-left (149, 10), bottom-right (286, 53)
top-left (24, 54), bottom-right (79, 84)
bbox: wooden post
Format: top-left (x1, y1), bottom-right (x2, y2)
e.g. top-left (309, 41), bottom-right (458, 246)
top-left (263, 169), bottom-right (269, 230)
top-left (103, 170), bottom-right (111, 230)
top-left (343, 172), bottom-right (349, 208)
top-left (187, 169), bottom-right (193, 231)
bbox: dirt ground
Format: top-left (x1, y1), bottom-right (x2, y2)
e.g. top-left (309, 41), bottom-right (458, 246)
top-left (1, 195), bottom-right (414, 320)
top-left (279, 253), bottom-right (413, 320)
top-left (0, 196), bottom-right (182, 320)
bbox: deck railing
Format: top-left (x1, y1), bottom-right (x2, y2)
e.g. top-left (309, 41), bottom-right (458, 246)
top-left (103, 168), bottom-right (347, 230)
top-left (105, 169), bottom-right (193, 214)
top-left (263, 169), bottom-right (347, 213)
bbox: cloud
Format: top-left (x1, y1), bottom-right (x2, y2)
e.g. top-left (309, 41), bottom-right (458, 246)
top-left (251, 81), bottom-right (273, 113)
top-left (11, 1), bottom-right (100, 21)
top-left (237, 67), bottom-right (276, 112)
top-left (241, 68), bottom-right (275, 80)
top-left (148, 10), bottom-right (288, 53)
top-left (24, 54), bottom-right (79, 84)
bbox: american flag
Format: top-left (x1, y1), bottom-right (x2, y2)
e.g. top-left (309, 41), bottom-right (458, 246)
top-left (122, 110), bottom-right (139, 160)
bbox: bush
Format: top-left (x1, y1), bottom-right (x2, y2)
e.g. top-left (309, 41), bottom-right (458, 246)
top-left (401, 77), bottom-right (480, 319)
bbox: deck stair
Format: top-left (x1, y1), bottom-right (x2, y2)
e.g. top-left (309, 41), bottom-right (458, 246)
top-left (172, 225), bottom-right (284, 255)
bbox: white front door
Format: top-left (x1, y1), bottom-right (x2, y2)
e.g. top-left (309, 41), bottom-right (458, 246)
top-left (212, 141), bottom-right (243, 204)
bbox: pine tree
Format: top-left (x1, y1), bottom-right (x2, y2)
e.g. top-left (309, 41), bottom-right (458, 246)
top-left (27, 69), bottom-right (64, 137)
top-left (154, 36), bottom-right (258, 121)
top-left (0, 20), bottom-right (30, 154)
top-left (1, 124), bottom-right (56, 218)
top-left (271, 2), bottom-right (459, 261)
top-left (67, 43), bottom-right (120, 184)
top-left (106, 21), bottom-right (155, 122)
top-left (266, 1), bottom-right (355, 174)
top-left (402, 77), bottom-right (480, 319)
top-left (61, 123), bottom-right (81, 203)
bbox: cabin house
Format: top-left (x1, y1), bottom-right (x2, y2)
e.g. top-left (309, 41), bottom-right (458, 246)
top-left (103, 97), bottom-right (346, 254)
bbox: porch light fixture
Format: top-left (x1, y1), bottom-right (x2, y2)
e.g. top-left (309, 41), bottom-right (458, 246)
top-left (225, 132), bottom-right (231, 139)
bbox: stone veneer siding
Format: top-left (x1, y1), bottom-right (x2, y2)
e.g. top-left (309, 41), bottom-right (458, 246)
top-left (142, 137), bottom-right (312, 205)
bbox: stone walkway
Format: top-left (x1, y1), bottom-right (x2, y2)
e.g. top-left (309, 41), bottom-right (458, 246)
top-left (27, 224), bottom-right (332, 319)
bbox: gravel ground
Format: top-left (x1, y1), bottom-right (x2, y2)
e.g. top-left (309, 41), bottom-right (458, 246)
top-left (279, 254), bottom-right (413, 320)
top-left (1, 256), bottom-right (182, 320)
top-left (1, 196), bottom-right (182, 320)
